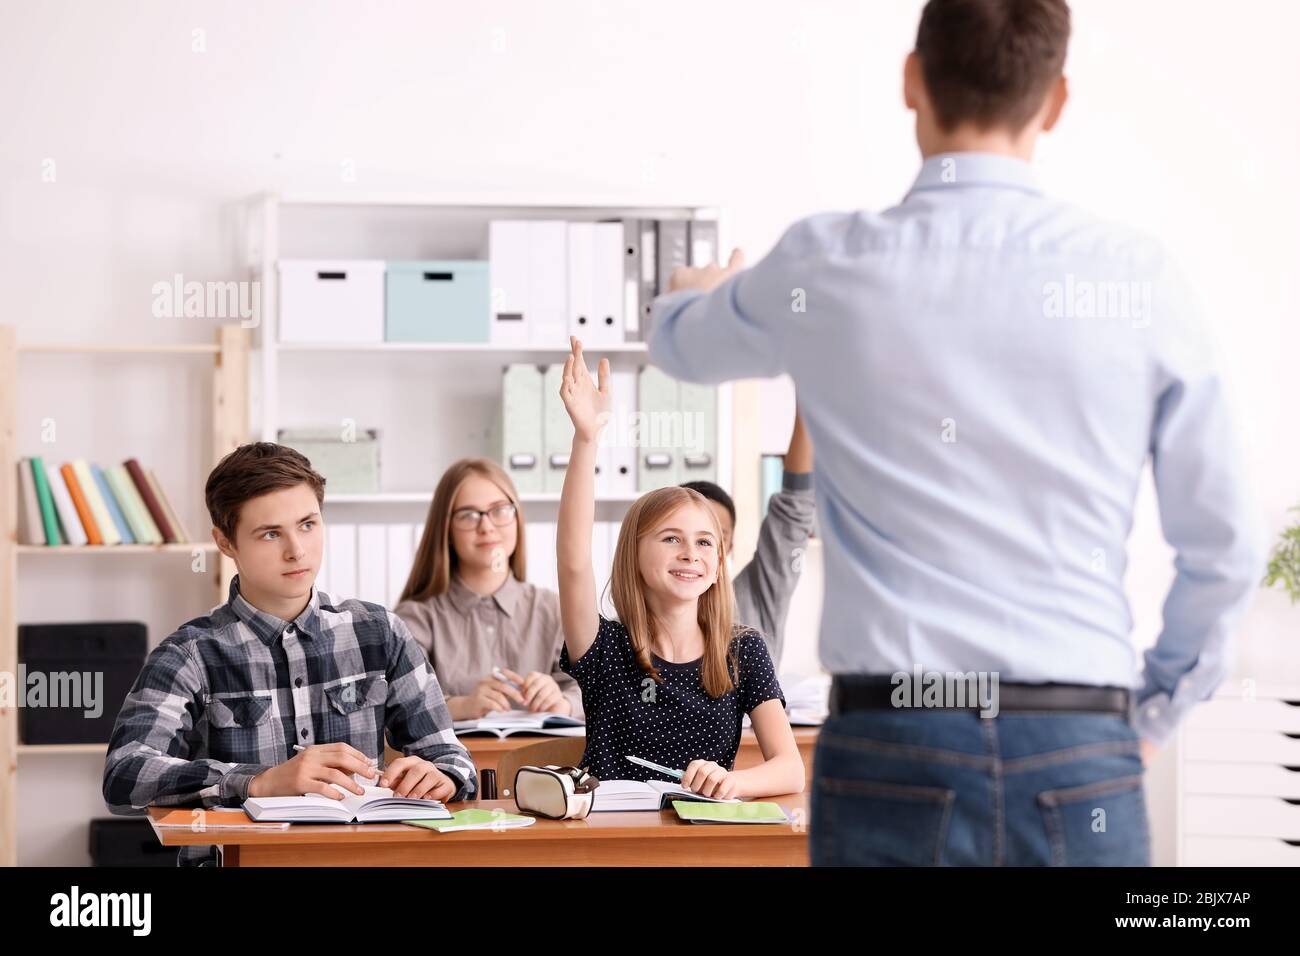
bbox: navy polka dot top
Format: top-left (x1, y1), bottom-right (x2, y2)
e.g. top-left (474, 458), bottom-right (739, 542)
top-left (560, 616), bottom-right (786, 784)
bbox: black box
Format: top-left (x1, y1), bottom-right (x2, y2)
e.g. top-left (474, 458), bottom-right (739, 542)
top-left (17, 621), bottom-right (146, 744)
top-left (88, 817), bottom-right (177, 867)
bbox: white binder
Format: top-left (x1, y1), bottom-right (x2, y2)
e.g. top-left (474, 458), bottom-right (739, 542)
top-left (567, 221), bottom-right (596, 343)
top-left (489, 221), bottom-right (530, 345)
top-left (386, 524), bottom-right (416, 607)
top-left (357, 524), bottom-right (388, 605)
top-left (608, 369), bottom-right (638, 496)
top-left (524, 520), bottom-right (558, 593)
top-left (529, 220), bottom-right (569, 347)
top-left (327, 523), bottom-right (357, 601)
top-left (688, 220), bottom-right (719, 267)
top-left (587, 221), bottom-right (625, 346)
top-left (622, 219), bottom-right (642, 341)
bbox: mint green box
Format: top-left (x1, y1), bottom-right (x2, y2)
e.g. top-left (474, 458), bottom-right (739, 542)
top-left (385, 260), bottom-right (489, 343)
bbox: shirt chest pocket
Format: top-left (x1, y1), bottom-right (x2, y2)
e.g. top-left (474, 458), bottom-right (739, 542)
top-left (207, 692), bottom-right (273, 729)
top-left (324, 675), bottom-right (388, 716)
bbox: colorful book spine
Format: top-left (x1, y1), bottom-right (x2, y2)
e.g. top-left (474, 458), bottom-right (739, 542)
top-left (125, 458), bottom-right (177, 543)
top-left (60, 463), bottom-right (103, 545)
top-left (91, 463), bottom-right (135, 545)
top-left (107, 464), bottom-right (161, 545)
top-left (145, 468), bottom-right (190, 543)
top-left (73, 459), bottom-right (120, 546)
top-left (44, 460), bottom-right (87, 546)
top-left (17, 459), bottom-right (45, 545)
top-left (28, 456), bottom-right (62, 546)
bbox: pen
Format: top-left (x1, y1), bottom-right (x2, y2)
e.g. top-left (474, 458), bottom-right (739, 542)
top-left (492, 666), bottom-right (523, 692)
top-left (626, 755), bottom-right (684, 780)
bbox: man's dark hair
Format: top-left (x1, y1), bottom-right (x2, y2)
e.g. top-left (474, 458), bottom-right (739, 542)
top-left (915, 0), bottom-right (1070, 133)
top-left (205, 442), bottom-right (326, 542)
top-left (680, 480), bottom-right (736, 529)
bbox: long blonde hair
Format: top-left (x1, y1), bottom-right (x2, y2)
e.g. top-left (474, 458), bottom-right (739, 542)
top-left (609, 486), bottom-right (738, 699)
top-left (399, 458), bottom-right (527, 604)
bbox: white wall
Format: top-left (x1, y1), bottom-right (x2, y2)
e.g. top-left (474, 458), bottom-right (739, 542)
top-left (3, 0), bottom-right (1296, 865)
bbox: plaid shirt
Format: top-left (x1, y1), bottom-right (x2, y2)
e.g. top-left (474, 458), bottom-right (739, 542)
top-left (103, 575), bottom-right (477, 865)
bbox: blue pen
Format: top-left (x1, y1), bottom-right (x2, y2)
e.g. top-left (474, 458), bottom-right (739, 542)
top-left (626, 755), bottom-right (683, 780)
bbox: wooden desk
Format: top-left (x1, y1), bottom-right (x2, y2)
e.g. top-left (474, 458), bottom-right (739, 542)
top-left (459, 726), bottom-right (820, 785)
top-left (147, 793), bottom-right (811, 867)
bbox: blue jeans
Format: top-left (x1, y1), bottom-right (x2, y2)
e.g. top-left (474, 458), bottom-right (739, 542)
top-left (810, 709), bottom-right (1149, 866)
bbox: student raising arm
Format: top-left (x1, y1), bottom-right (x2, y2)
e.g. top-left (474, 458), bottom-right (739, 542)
top-left (556, 337), bottom-right (804, 799)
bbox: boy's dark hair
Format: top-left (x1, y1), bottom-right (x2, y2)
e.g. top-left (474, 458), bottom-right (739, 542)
top-left (680, 480), bottom-right (736, 529)
top-left (915, 0), bottom-right (1070, 133)
top-left (205, 442), bottom-right (326, 542)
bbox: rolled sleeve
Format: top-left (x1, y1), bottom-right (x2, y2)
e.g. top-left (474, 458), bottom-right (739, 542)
top-left (647, 220), bottom-right (822, 384)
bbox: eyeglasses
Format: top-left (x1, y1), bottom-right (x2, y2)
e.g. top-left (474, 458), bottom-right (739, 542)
top-left (451, 503), bottom-right (517, 530)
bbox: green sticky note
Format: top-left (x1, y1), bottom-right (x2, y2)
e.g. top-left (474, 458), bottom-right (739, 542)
top-left (403, 809), bottom-right (536, 832)
top-left (671, 800), bottom-right (789, 824)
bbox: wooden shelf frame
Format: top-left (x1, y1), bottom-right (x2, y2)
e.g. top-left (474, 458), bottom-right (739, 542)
top-left (0, 323), bottom-right (249, 866)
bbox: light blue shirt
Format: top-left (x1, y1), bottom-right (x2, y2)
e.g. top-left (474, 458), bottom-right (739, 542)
top-left (647, 152), bottom-right (1265, 744)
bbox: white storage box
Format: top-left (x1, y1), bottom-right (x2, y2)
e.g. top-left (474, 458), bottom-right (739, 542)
top-left (278, 260), bottom-right (385, 343)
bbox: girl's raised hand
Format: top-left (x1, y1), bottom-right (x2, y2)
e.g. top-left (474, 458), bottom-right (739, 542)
top-left (560, 336), bottom-right (611, 442)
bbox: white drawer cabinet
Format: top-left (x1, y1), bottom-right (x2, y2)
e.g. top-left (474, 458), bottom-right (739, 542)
top-left (1178, 686), bottom-right (1300, 865)
top-left (1184, 836), bottom-right (1300, 866)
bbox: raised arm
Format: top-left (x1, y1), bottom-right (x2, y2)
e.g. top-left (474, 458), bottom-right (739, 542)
top-left (733, 404), bottom-right (816, 663)
top-left (556, 336), bottom-right (611, 663)
top-left (784, 405), bottom-right (812, 473)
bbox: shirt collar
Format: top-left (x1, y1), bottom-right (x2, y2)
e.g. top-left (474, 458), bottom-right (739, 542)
top-left (228, 574), bottom-right (322, 645)
top-left (447, 572), bottom-right (523, 618)
top-left (906, 151), bottom-right (1042, 197)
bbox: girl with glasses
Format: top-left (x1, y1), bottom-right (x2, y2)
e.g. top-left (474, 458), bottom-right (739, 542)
top-left (395, 458), bottom-right (581, 722)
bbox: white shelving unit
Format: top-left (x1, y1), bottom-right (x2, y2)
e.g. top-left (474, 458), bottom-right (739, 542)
top-left (245, 192), bottom-right (754, 544)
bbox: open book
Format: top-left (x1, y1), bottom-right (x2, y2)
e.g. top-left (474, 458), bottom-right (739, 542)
top-left (453, 710), bottom-right (585, 738)
top-left (244, 786), bottom-right (452, 824)
top-left (591, 779), bottom-right (742, 812)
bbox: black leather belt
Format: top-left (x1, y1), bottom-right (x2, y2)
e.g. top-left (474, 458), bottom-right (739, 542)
top-left (830, 674), bottom-right (1131, 717)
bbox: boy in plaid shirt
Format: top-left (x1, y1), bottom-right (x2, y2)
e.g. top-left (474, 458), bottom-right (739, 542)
top-left (103, 443), bottom-right (476, 864)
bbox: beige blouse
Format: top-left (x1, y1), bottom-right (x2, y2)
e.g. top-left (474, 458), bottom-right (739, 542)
top-left (394, 574), bottom-right (583, 717)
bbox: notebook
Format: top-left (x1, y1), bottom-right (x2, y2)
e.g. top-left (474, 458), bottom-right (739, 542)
top-left (590, 779), bottom-right (742, 812)
top-left (671, 800), bottom-right (790, 824)
top-left (244, 786), bottom-right (452, 824)
top-left (403, 808), bottom-right (536, 833)
top-left (453, 710), bottom-right (585, 738)
top-left (152, 808), bottom-right (290, 830)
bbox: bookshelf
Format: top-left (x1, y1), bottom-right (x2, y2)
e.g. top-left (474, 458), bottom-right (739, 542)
top-left (0, 324), bottom-right (249, 866)
top-left (246, 191), bottom-right (762, 562)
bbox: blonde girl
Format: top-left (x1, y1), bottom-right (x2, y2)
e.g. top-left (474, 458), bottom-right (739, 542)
top-left (557, 337), bottom-right (804, 798)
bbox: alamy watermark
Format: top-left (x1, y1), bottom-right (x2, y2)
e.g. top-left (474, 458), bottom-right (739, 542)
top-left (1042, 274), bottom-right (1151, 328)
top-left (0, 666), bottom-right (103, 719)
top-left (50, 886), bottom-right (151, 936)
top-left (890, 667), bottom-right (999, 718)
top-left (152, 274), bottom-right (260, 328)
